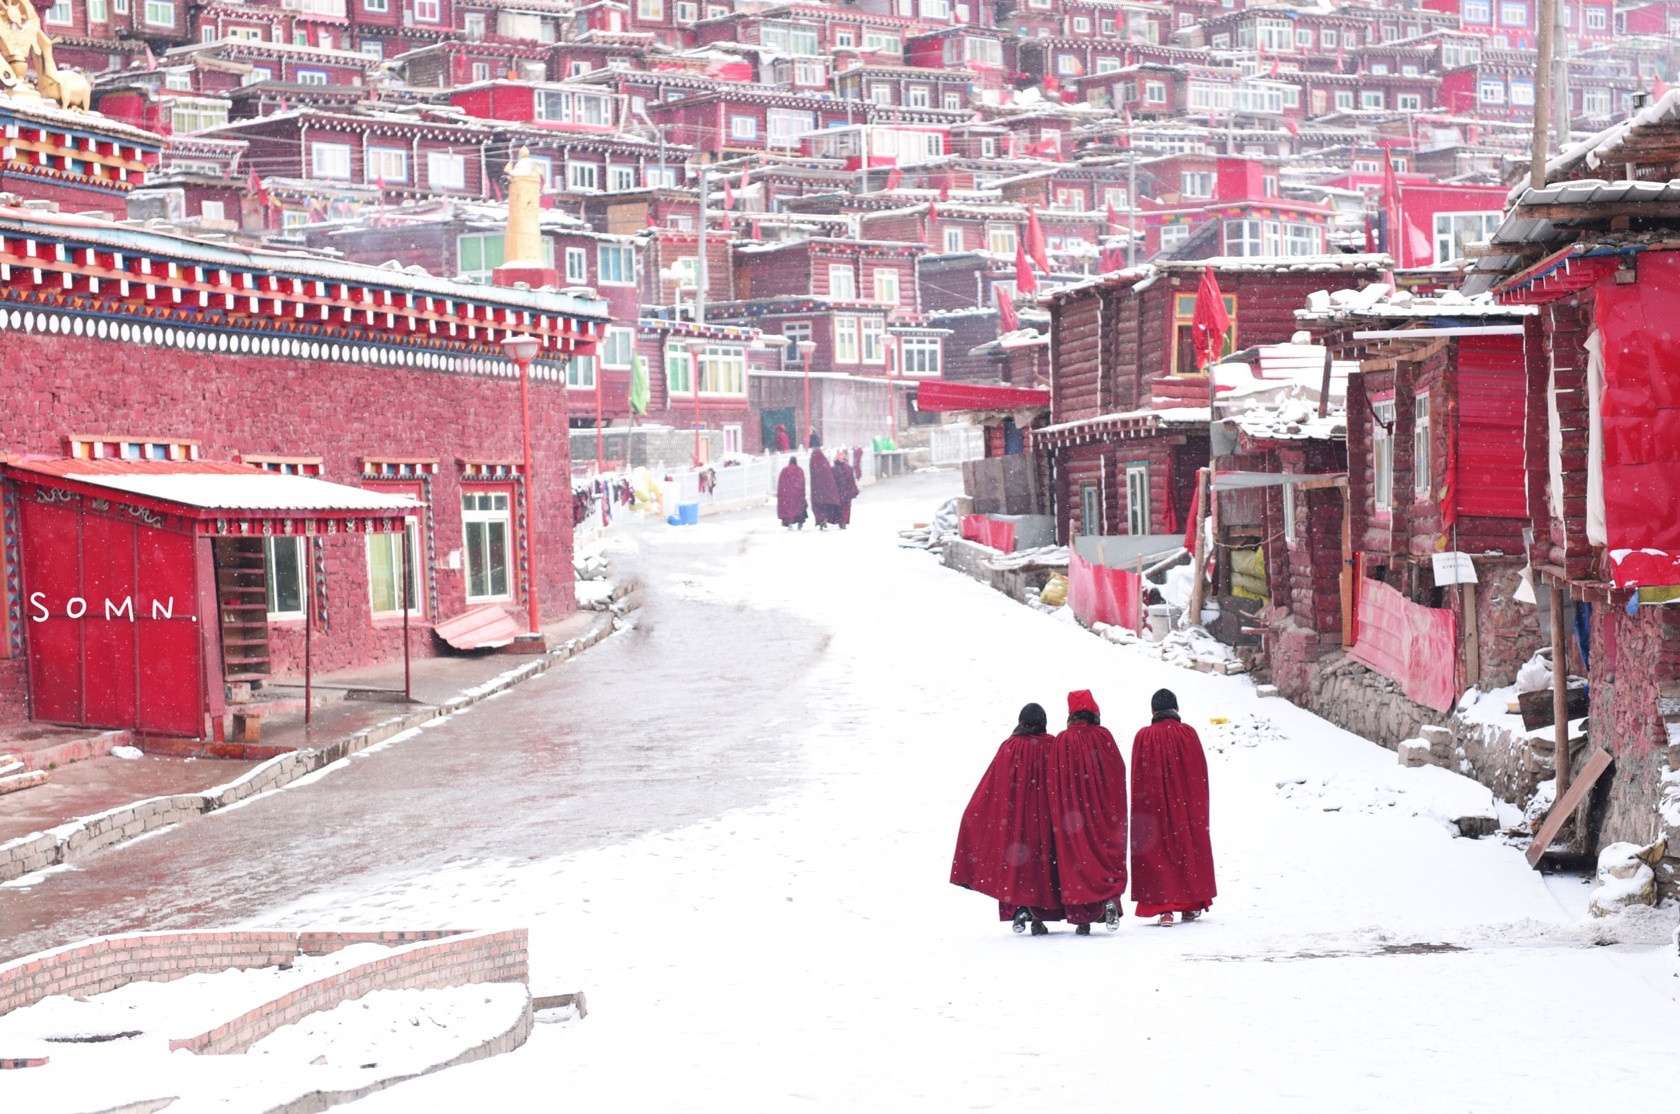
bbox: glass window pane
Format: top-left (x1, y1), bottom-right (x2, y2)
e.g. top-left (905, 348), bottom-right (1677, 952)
top-left (487, 521), bottom-right (509, 597)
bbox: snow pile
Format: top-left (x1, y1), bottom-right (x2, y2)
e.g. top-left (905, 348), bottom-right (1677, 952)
top-left (1586, 840), bottom-right (1664, 918)
top-left (250, 984), bottom-right (529, 1074)
top-left (110, 745), bottom-right (143, 760)
top-left (574, 541), bottom-right (618, 610)
top-left (898, 498), bottom-right (962, 549)
top-left (1205, 713), bottom-right (1284, 753)
top-left (1514, 651), bottom-right (1552, 695)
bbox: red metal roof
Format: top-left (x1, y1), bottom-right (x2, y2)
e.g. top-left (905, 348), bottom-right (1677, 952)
top-left (433, 604), bottom-right (523, 650)
top-left (916, 381), bottom-right (1050, 413)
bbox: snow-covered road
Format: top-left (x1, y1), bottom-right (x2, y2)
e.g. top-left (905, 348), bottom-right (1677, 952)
top-left (8, 467), bottom-right (1679, 1111)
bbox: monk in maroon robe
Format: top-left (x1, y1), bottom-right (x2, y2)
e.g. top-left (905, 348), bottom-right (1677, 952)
top-left (831, 451), bottom-right (859, 529)
top-left (808, 439), bottom-right (840, 529)
top-left (951, 703), bottom-right (1063, 934)
top-left (776, 456), bottom-right (807, 529)
top-left (774, 423), bottom-right (791, 452)
top-left (1047, 690), bottom-right (1128, 933)
top-left (1130, 688), bottom-right (1215, 926)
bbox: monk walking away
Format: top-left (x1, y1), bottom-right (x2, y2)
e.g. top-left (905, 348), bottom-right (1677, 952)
top-left (776, 455), bottom-right (807, 530)
top-left (1047, 690), bottom-right (1127, 935)
top-left (1130, 689), bottom-right (1216, 927)
top-left (950, 703), bottom-right (1064, 935)
top-left (808, 435), bottom-right (841, 530)
top-left (830, 448), bottom-right (859, 529)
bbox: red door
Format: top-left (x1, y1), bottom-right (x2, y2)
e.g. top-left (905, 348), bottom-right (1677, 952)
top-left (20, 493), bottom-right (205, 737)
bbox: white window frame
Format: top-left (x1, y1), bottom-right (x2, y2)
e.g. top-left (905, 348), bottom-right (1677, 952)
top-left (366, 146), bottom-right (408, 184)
top-left (598, 243), bottom-right (635, 285)
top-left (828, 263), bottom-right (857, 300)
top-left (1125, 461), bottom-right (1149, 535)
top-left (265, 536), bottom-right (306, 620)
top-left (900, 335), bottom-right (939, 375)
top-left (427, 150), bottom-right (466, 190)
top-left (601, 326), bottom-right (634, 368)
top-left (569, 355), bottom-right (597, 389)
top-left (309, 142), bottom-right (352, 181)
top-left (144, 0), bottom-right (174, 25)
top-left (413, 0), bottom-right (440, 20)
top-left (367, 521), bottom-right (423, 618)
top-left (1413, 392), bottom-right (1432, 502)
top-left (943, 227), bottom-right (963, 253)
top-left (461, 491), bottom-right (512, 603)
top-left (564, 246), bottom-right (588, 284)
top-left (1372, 396), bottom-right (1395, 514)
top-left (861, 317), bottom-right (885, 364)
top-left (730, 114), bottom-right (759, 140)
top-left (568, 161), bottom-right (600, 192)
top-left (833, 315), bottom-right (859, 362)
top-left (873, 267), bottom-right (900, 306)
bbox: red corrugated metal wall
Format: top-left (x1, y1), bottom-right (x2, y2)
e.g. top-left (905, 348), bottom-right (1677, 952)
top-left (1455, 333), bottom-right (1528, 519)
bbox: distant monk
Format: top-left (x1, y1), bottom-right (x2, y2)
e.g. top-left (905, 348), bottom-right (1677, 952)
top-left (773, 423), bottom-right (791, 452)
top-left (1130, 689), bottom-right (1216, 927)
top-left (808, 435), bottom-right (840, 530)
top-left (831, 449), bottom-right (859, 529)
top-left (851, 445), bottom-right (864, 479)
top-left (777, 455), bottom-right (807, 530)
top-left (1047, 690), bottom-right (1128, 935)
top-left (951, 703), bottom-right (1064, 935)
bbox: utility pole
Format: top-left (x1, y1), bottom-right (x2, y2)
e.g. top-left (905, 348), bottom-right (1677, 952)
top-left (1552, 0), bottom-right (1571, 150)
top-left (695, 163), bottom-right (708, 326)
top-left (1127, 156), bottom-right (1138, 268)
top-left (1531, 0), bottom-right (1557, 189)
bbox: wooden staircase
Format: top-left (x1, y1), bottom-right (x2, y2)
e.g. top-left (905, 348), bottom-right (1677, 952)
top-left (212, 538), bottom-right (272, 683)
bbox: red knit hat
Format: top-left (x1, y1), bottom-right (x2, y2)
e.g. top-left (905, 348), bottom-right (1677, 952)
top-left (1067, 690), bottom-right (1100, 717)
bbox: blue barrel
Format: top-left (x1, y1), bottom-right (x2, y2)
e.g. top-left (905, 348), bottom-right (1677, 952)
top-left (677, 501), bottom-right (700, 525)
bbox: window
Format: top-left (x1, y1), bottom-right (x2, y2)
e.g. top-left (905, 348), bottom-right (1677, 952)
top-left (428, 150), bottom-right (465, 190)
top-left (457, 233), bottom-right (504, 282)
top-left (1125, 462), bottom-right (1149, 535)
top-left (1397, 93), bottom-right (1421, 111)
top-left (1158, 224), bottom-right (1190, 252)
top-left (366, 147), bottom-right (407, 184)
top-left (1586, 6), bottom-right (1606, 28)
top-left (44, 0), bottom-right (69, 24)
top-left (1413, 392), bottom-right (1431, 502)
top-left (88, 0), bottom-right (107, 20)
top-left (462, 11), bottom-right (484, 36)
top-left (367, 521), bottom-right (421, 617)
top-left (835, 29), bottom-right (855, 47)
top-left (1500, 1), bottom-right (1527, 23)
top-left (1361, 91), bottom-right (1384, 109)
top-left (1463, 0), bottom-right (1490, 19)
top-left (310, 142), bottom-right (352, 181)
top-left (922, 0), bottom-right (950, 17)
top-left (861, 317), bottom-right (885, 363)
top-left (869, 83), bottom-right (894, 105)
top-left (767, 108), bottom-right (815, 147)
top-left (781, 322), bottom-right (812, 368)
top-left (1510, 80), bottom-right (1535, 106)
top-left (115, 0), bottom-right (127, 12)
top-left (762, 22), bottom-right (820, 54)
top-left (874, 267), bottom-right (899, 306)
top-left (414, 0), bottom-right (439, 20)
top-left (569, 354), bottom-right (596, 389)
top-left (1296, 27), bottom-right (1312, 46)
top-left (266, 537), bottom-right (305, 620)
top-left (144, 0), bottom-right (173, 25)
top-left (828, 264), bottom-right (856, 300)
top-left (907, 86), bottom-right (930, 108)
top-left (1145, 81), bottom-right (1166, 104)
top-left (599, 243), bottom-right (635, 285)
top-left (1080, 483), bottom-right (1100, 536)
top-left (863, 30), bottom-right (900, 53)
top-left (1072, 15), bottom-right (1090, 32)
top-left (1284, 223), bottom-right (1321, 256)
top-left (1095, 57), bottom-right (1120, 74)
top-left (900, 335), bottom-right (939, 375)
top-left (566, 162), bottom-right (598, 192)
top-left (607, 165), bottom-right (636, 192)
top-left (602, 326), bottom-right (634, 367)
top-left (647, 165), bottom-right (677, 188)
top-left (1371, 397), bottom-right (1396, 513)
top-left (168, 99), bottom-right (228, 133)
top-left (1479, 79), bottom-right (1505, 104)
top-left (986, 223), bottom-right (1016, 257)
top-left (730, 114), bottom-right (758, 140)
top-left (471, 62), bottom-right (492, 83)
top-left (1371, 63), bottom-right (1389, 75)
top-left (1321, 29), bottom-right (1337, 47)
top-left (1057, 54), bottom-right (1081, 76)
top-left (1582, 88), bottom-right (1610, 115)
top-left (834, 315), bottom-right (859, 362)
top-left (677, 0), bottom-right (697, 20)
top-left (1432, 211), bottom-right (1501, 264)
top-left (295, 69), bottom-right (328, 86)
top-left (943, 92), bottom-right (963, 110)
top-left (1281, 474), bottom-right (1297, 542)
top-left (1335, 90), bottom-right (1355, 110)
top-left (564, 247), bottom-right (587, 284)
top-left (794, 58), bottom-right (825, 85)
top-left (364, 0), bottom-right (388, 10)
top-left (637, 0), bottom-right (664, 18)
top-left (461, 491), bottom-right (511, 602)
top-left (943, 227), bottom-right (964, 253)
top-left (1181, 171), bottom-right (1213, 197)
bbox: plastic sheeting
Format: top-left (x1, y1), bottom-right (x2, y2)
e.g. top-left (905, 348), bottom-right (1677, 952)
top-left (1349, 578), bottom-right (1459, 713)
top-left (1067, 549), bottom-right (1143, 634)
top-left (1595, 253), bottom-right (1680, 586)
top-left (960, 514), bottom-right (1017, 554)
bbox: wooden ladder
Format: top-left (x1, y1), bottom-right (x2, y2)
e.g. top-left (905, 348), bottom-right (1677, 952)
top-left (212, 538), bottom-right (272, 683)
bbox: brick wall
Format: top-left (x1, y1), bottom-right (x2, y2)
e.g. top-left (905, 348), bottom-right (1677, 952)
top-left (0, 324), bottom-right (576, 723)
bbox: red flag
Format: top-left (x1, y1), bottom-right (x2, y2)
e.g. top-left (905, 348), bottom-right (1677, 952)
top-left (1106, 201), bottom-right (1119, 231)
top-left (1269, 56), bottom-right (1280, 77)
top-left (1655, 77), bottom-right (1670, 99)
top-left (885, 165), bottom-right (904, 191)
top-left (143, 43), bottom-right (156, 71)
top-left (1191, 266), bottom-right (1230, 371)
top-left (1440, 428), bottom-right (1457, 529)
top-left (928, 200), bottom-right (939, 221)
top-left (995, 285), bottom-right (1018, 333)
top-left (1014, 237), bottom-right (1038, 295)
top-left (1382, 148), bottom-right (1402, 259)
top-left (1025, 207), bottom-right (1050, 274)
top-left (1182, 478), bottom-right (1200, 554)
top-left (1100, 246), bottom-right (1122, 272)
top-left (1283, 117), bottom-right (1300, 138)
top-left (720, 210), bottom-right (733, 232)
top-left (489, 173), bottom-right (504, 203)
top-left (646, 207), bottom-right (658, 228)
top-left (723, 176), bottom-right (734, 209)
top-left (246, 169), bottom-right (267, 207)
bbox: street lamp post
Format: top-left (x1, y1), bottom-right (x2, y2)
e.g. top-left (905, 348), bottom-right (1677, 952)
top-left (688, 338), bottom-right (706, 468)
top-left (885, 339), bottom-right (899, 447)
top-left (796, 339), bottom-right (817, 448)
top-left (501, 333), bottom-right (543, 636)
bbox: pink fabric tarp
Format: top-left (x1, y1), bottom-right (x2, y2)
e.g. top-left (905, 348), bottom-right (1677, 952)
top-left (1349, 577), bottom-right (1458, 712)
top-left (1067, 549), bottom-right (1142, 633)
top-left (960, 514), bottom-right (1017, 554)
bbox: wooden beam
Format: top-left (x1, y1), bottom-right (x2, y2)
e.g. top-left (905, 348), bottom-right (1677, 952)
top-left (1526, 746), bottom-right (1610, 867)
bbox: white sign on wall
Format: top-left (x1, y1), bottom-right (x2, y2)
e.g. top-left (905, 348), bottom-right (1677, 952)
top-left (1431, 551), bottom-right (1479, 586)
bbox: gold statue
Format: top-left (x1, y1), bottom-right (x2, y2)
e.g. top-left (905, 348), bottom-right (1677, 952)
top-left (0, 0), bottom-right (91, 111)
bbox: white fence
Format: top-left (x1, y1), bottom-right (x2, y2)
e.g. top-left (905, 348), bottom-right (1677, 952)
top-left (929, 424), bottom-right (985, 466)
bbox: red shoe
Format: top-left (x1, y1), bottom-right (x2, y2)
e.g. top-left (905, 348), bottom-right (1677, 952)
top-left (1182, 910), bottom-right (1201, 923)
top-left (1156, 912), bottom-right (1176, 927)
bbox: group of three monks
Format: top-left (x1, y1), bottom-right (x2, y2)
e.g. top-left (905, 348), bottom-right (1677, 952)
top-left (950, 687), bottom-right (1216, 934)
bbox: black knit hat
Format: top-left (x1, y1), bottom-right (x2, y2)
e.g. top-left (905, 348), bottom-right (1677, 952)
top-left (1014, 703), bottom-right (1048, 735)
top-left (1151, 688), bottom-right (1179, 714)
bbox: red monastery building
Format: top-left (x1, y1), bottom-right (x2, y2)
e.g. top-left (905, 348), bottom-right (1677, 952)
top-left (0, 206), bottom-right (607, 744)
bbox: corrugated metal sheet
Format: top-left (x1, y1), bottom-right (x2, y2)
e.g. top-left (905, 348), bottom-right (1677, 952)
top-left (1455, 334), bottom-right (1528, 519)
top-left (7, 458), bottom-right (419, 514)
top-left (434, 605), bottom-right (522, 650)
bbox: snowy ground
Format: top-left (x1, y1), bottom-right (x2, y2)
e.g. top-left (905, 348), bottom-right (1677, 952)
top-left (5, 469), bottom-right (1678, 1111)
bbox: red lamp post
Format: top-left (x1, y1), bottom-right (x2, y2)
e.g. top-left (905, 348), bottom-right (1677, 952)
top-left (885, 338), bottom-right (900, 447)
top-left (688, 338), bottom-right (706, 467)
top-left (501, 332), bottom-right (543, 636)
top-left (797, 339), bottom-right (817, 448)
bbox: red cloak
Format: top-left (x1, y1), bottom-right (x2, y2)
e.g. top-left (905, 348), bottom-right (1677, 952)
top-left (950, 731), bottom-right (1062, 913)
top-left (832, 457), bottom-right (859, 525)
top-left (808, 448), bottom-right (840, 523)
top-left (776, 462), bottom-right (807, 525)
top-left (1046, 722), bottom-right (1129, 905)
top-left (1129, 716), bottom-right (1216, 916)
